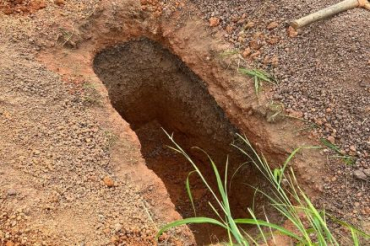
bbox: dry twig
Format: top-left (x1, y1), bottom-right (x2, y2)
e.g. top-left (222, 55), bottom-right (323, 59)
top-left (291, 0), bottom-right (370, 29)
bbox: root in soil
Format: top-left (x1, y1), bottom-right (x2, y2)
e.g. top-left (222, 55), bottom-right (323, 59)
top-left (93, 38), bottom-right (268, 244)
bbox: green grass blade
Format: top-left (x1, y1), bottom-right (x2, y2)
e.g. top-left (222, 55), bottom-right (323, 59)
top-left (328, 216), bottom-right (370, 239)
top-left (193, 147), bottom-right (229, 210)
top-left (157, 217), bottom-right (227, 239)
top-left (278, 147), bottom-right (302, 185)
top-left (229, 162), bottom-right (248, 186)
top-left (350, 227), bottom-right (359, 246)
top-left (320, 138), bottom-right (341, 154)
top-left (224, 155), bottom-right (229, 198)
top-left (162, 130), bottom-right (368, 246)
top-left (186, 170), bottom-right (197, 217)
top-left (254, 76), bottom-right (259, 95)
top-left (254, 70), bottom-right (272, 83)
top-left (234, 218), bottom-right (302, 241)
top-left (248, 208), bottom-right (268, 245)
top-left (163, 130), bottom-right (225, 214)
top-left (208, 202), bottom-right (225, 224)
top-left (193, 147), bottom-right (245, 244)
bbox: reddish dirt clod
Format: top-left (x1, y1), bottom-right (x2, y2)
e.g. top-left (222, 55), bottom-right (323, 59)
top-left (287, 26), bottom-right (298, 38)
top-left (103, 176), bottom-right (115, 187)
top-left (0, 0), bottom-right (46, 14)
top-left (54, 0), bottom-right (65, 6)
top-left (266, 21), bottom-right (278, 30)
top-left (242, 47), bottom-right (251, 58)
top-left (209, 17), bottom-right (220, 27)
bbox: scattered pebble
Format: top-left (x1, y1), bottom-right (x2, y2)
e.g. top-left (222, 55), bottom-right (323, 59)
top-left (363, 169), bottom-right (370, 177)
top-left (103, 176), bottom-right (115, 187)
top-left (354, 170), bottom-right (368, 181)
top-left (209, 17), bottom-right (220, 27)
top-left (54, 0), bottom-right (65, 6)
top-left (266, 21), bottom-right (278, 30)
top-left (242, 47), bottom-right (251, 58)
top-left (7, 189), bottom-right (17, 196)
top-left (287, 26), bottom-right (298, 38)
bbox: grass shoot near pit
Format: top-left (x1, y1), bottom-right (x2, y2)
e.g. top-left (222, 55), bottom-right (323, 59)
top-left (157, 131), bottom-right (370, 245)
top-left (238, 68), bottom-right (277, 96)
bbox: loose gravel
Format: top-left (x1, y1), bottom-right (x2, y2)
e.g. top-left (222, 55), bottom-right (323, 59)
top-left (191, 0), bottom-right (370, 235)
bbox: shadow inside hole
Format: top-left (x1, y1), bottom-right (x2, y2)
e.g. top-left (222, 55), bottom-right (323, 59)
top-left (93, 38), bottom-right (266, 244)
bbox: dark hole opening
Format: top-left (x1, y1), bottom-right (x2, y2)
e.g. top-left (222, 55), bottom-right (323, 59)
top-left (93, 38), bottom-right (266, 244)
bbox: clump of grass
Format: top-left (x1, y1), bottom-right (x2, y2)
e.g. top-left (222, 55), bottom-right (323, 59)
top-left (238, 68), bottom-right (277, 96)
top-left (157, 130), bottom-right (369, 245)
top-left (320, 138), bottom-right (356, 165)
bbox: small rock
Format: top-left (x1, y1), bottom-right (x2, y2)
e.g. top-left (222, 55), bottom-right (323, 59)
top-left (111, 236), bottom-right (119, 243)
top-left (363, 169), bottom-right (370, 177)
top-left (267, 21), bottom-right (278, 30)
top-left (250, 51), bottom-right (261, 60)
top-left (103, 176), bottom-right (115, 187)
top-left (271, 56), bottom-right (279, 67)
top-left (288, 110), bottom-right (303, 118)
top-left (327, 136), bottom-right (336, 144)
top-left (349, 145), bottom-right (356, 152)
top-left (244, 21), bottom-right (255, 29)
top-left (103, 228), bottom-right (111, 235)
top-left (114, 223), bottom-right (123, 232)
top-left (242, 47), bottom-right (251, 58)
top-left (263, 56), bottom-right (270, 65)
top-left (354, 170), bottom-right (367, 181)
top-left (54, 0), bottom-right (65, 6)
top-left (267, 37), bottom-right (279, 45)
top-left (253, 32), bottom-right (263, 39)
top-left (225, 25), bottom-right (233, 33)
top-left (287, 26), bottom-right (298, 38)
top-left (7, 189), bottom-right (17, 196)
top-left (249, 40), bottom-right (262, 50)
top-left (209, 17), bottom-right (220, 27)
top-left (237, 36), bottom-right (246, 43)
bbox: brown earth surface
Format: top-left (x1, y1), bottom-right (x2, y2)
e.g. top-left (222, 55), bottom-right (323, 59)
top-left (0, 0), bottom-right (369, 245)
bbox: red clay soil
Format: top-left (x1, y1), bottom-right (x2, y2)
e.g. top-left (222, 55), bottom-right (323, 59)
top-left (0, 0), bottom-right (47, 15)
top-left (0, 0), bottom-right (367, 245)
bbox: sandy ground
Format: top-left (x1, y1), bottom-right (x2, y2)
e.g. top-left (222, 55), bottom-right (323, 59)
top-left (0, 19), bottom-right (158, 246)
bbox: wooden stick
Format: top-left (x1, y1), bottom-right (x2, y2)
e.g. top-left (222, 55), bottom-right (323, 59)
top-left (291, 0), bottom-right (369, 29)
top-left (359, 0), bottom-right (370, 9)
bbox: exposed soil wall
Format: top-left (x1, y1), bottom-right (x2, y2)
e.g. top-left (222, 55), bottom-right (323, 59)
top-left (93, 38), bottom-right (267, 243)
